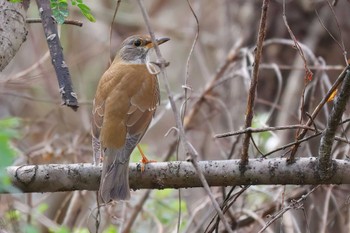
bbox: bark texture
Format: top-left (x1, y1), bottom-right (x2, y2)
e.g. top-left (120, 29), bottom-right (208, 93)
top-left (5, 158), bottom-right (350, 193)
top-left (0, 0), bottom-right (28, 71)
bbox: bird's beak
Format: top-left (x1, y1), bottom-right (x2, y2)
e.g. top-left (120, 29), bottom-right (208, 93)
top-left (146, 37), bottom-right (170, 48)
top-left (156, 37), bottom-right (170, 45)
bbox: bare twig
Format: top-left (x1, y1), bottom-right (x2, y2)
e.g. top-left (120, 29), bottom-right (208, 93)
top-left (290, 65), bottom-right (350, 160)
top-left (215, 125), bottom-right (314, 138)
top-left (257, 186), bottom-right (319, 233)
top-left (26, 18), bottom-right (83, 27)
top-left (109, 0), bottom-right (121, 64)
top-left (122, 190), bottom-right (151, 233)
top-left (205, 186), bottom-right (250, 233)
top-left (259, 63), bottom-right (344, 71)
top-left (121, 150), bottom-right (174, 233)
top-left (184, 42), bottom-right (241, 130)
top-left (263, 133), bottom-right (321, 157)
top-left (262, 130), bottom-right (350, 158)
top-left (317, 0), bottom-right (347, 64)
top-left (282, 0), bottom-right (313, 162)
top-left (35, 0), bottom-right (79, 111)
top-left (136, 1), bottom-right (233, 232)
top-left (282, 1), bottom-right (312, 80)
top-left (177, 2), bottom-right (199, 231)
top-left (182, 0), bottom-right (199, 120)
top-left (318, 65), bottom-right (350, 179)
top-left (319, 186), bottom-right (333, 233)
top-left (240, 0), bottom-right (270, 166)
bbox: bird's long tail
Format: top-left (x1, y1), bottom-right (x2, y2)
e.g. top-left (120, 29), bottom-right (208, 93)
top-left (99, 134), bottom-right (139, 203)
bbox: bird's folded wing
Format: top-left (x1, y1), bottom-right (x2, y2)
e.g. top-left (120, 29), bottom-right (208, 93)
top-left (92, 63), bottom-right (160, 149)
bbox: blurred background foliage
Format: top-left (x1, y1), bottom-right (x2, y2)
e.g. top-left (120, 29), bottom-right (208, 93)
top-left (2, 0), bottom-right (350, 232)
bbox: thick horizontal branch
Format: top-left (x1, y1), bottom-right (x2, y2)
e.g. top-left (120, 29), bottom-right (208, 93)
top-left (5, 158), bottom-right (350, 194)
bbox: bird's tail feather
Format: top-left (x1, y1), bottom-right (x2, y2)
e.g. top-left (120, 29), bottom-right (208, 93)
top-left (100, 147), bottom-right (130, 202)
top-left (99, 134), bottom-right (139, 203)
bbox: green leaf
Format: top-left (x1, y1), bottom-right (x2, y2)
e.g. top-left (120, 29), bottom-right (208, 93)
top-left (37, 203), bottom-right (49, 214)
top-left (77, 3), bottom-right (90, 12)
top-left (82, 12), bottom-right (96, 22)
top-left (77, 3), bottom-right (96, 22)
top-left (0, 118), bottom-right (20, 192)
top-left (50, 0), bottom-right (69, 24)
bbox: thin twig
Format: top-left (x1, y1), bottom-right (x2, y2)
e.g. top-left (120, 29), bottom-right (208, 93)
top-left (184, 43), bottom-right (241, 130)
top-left (259, 63), bottom-right (344, 71)
top-left (177, 1), bottom-right (199, 231)
top-left (215, 125), bottom-right (314, 138)
top-left (240, 0), bottom-right (270, 166)
top-left (122, 190), bottom-right (151, 233)
top-left (109, 0), bottom-right (122, 64)
top-left (263, 133), bottom-right (321, 157)
top-left (182, 0), bottom-right (199, 121)
top-left (26, 18), bottom-right (83, 27)
top-left (257, 186), bottom-right (319, 233)
top-left (282, 0), bottom-right (313, 162)
top-left (290, 65), bottom-right (350, 159)
top-left (319, 186), bottom-right (333, 233)
top-left (282, 1), bottom-right (313, 80)
top-left (323, 0), bottom-right (347, 63)
top-left (205, 186), bottom-right (250, 233)
top-left (250, 135), bottom-right (266, 157)
top-left (121, 149), bottom-right (174, 233)
top-left (136, 1), bottom-right (233, 232)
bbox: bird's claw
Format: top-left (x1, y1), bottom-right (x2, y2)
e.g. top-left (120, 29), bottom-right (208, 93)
top-left (139, 156), bottom-right (157, 172)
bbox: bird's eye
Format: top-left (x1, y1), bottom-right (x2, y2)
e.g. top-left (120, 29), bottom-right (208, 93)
top-left (133, 39), bottom-right (142, 47)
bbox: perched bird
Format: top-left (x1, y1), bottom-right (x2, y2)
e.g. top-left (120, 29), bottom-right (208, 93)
top-left (92, 35), bottom-right (169, 203)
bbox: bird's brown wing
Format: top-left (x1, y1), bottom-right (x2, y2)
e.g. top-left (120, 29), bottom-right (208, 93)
top-left (126, 64), bottom-right (160, 136)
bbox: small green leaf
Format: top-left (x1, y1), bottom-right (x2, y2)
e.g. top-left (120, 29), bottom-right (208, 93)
top-left (77, 3), bottom-right (90, 12)
top-left (50, 0), bottom-right (69, 24)
top-left (0, 118), bottom-right (20, 192)
top-left (83, 12), bottom-right (96, 22)
top-left (59, 2), bottom-right (68, 9)
top-left (37, 203), bottom-right (49, 214)
top-left (77, 3), bottom-right (96, 22)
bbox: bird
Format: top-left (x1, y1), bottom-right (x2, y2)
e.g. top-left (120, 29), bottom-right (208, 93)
top-left (91, 35), bottom-right (169, 203)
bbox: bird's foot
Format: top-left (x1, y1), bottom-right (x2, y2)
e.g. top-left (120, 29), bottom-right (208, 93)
top-left (137, 144), bottom-right (157, 172)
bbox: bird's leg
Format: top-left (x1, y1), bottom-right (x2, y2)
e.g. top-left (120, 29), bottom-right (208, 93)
top-left (137, 144), bottom-right (156, 172)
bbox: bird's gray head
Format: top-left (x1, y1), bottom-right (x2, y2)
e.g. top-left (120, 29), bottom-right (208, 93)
top-left (118, 35), bottom-right (169, 64)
